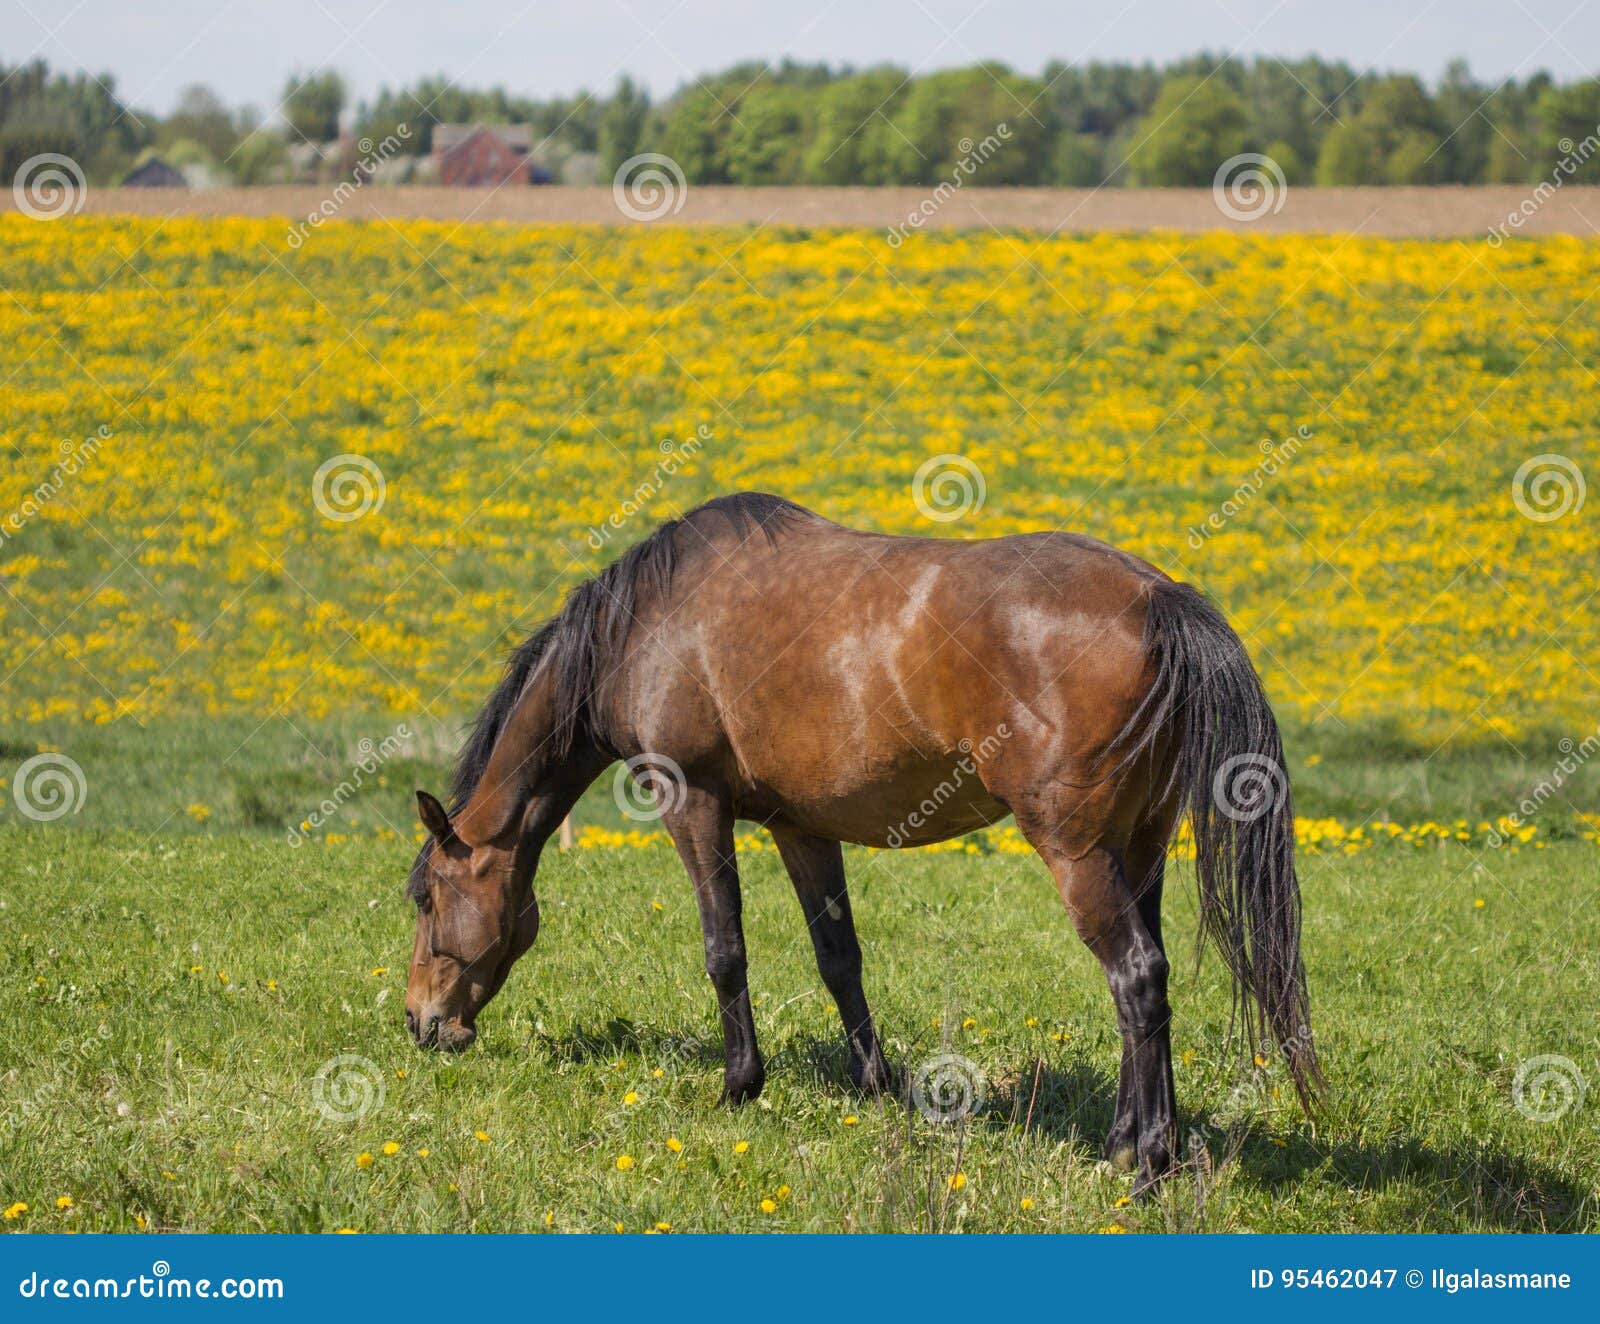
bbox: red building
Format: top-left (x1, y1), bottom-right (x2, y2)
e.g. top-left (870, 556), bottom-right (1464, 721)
top-left (432, 125), bottom-right (536, 186)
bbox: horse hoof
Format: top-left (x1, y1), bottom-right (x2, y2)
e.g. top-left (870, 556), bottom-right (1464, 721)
top-left (850, 1057), bottom-right (894, 1096)
top-left (719, 1074), bottom-right (765, 1106)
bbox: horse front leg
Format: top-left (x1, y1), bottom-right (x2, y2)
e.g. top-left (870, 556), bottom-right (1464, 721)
top-left (663, 782), bottom-right (765, 1105)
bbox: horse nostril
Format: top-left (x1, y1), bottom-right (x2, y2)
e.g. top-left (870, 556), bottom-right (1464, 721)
top-left (405, 1009), bottom-right (418, 1038)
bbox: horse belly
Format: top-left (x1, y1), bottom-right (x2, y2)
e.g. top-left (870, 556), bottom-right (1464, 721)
top-left (744, 749), bottom-right (1009, 849)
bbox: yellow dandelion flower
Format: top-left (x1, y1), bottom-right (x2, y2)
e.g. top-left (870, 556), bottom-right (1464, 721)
top-left (948, 1173), bottom-right (967, 1191)
top-left (370, 967), bottom-right (388, 977)
top-left (356, 1152), bottom-right (373, 1168)
top-left (655, 1221), bottom-right (672, 1232)
top-left (1020, 1197), bottom-right (1035, 1210)
top-left (615, 1155), bottom-right (635, 1172)
top-left (733, 1140), bottom-right (749, 1154)
top-left (55, 1195), bottom-right (73, 1209)
top-left (382, 1142), bottom-right (400, 1157)
top-left (417, 1147), bottom-right (430, 1158)
top-left (3, 1202), bottom-right (28, 1220)
top-left (666, 1137), bottom-right (683, 1153)
top-left (776, 1184), bottom-right (790, 1199)
top-left (544, 1211), bottom-right (554, 1227)
top-left (474, 1130), bottom-right (490, 1143)
top-left (843, 1114), bottom-right (859, 1126)
top-left (760, 1198), bottom-right (777, 1214)
top-left (623, 1091), bottom-right (639, 1105)
top-left (1113, 1196), bottom-right (1132, 1208)
top-left (961, 1017), bottom-right (977, 1029)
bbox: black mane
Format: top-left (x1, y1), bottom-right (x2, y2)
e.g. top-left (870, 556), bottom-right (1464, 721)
top-left (448, 491), bottom-right (809, 812)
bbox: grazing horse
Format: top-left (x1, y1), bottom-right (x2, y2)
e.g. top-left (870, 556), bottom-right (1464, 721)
top-left (405, 492), bottom-right (1319, 1192)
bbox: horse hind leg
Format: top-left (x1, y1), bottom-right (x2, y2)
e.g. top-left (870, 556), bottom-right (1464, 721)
top-left (1101, 826), bottom-right (1172, 1173)
top-left (1015, 816), bottom-right (1178, 1196)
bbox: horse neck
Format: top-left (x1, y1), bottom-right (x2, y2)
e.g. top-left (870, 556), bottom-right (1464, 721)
top-left (455, 669), bottom-right (607, 850)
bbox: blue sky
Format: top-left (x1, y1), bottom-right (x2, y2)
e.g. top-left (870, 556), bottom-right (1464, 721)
top-left (4, 0), bottom-right (1596, 115)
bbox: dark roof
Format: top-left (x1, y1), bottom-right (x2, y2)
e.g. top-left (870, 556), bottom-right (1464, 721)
top-left (122, 158), bottom-right (188, 188)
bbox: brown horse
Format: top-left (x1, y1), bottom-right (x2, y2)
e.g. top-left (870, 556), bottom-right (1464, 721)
top-left (404, 492), bottom-right (1319, 1192)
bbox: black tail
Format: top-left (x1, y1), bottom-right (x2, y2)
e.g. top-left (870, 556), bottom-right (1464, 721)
top-left (1112, 579), bottom-right (1321, 1108)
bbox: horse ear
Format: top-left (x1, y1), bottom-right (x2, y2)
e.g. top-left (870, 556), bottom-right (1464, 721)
top-left (416, 790), bottom-right (455, 844)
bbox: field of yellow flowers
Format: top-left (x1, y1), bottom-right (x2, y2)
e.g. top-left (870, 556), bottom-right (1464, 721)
top-left (0, 215), bottom-right (1594, 746)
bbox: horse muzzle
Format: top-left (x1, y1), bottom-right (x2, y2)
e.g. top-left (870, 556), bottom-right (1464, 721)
top-left (406, 1006), bottom-right (477, 1052)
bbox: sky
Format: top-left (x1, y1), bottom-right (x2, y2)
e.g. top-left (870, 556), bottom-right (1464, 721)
top-left (4, 0), bottom-right (1597, 117)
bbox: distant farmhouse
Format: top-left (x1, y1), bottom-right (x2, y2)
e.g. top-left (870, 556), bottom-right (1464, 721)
top-left (432, 124), bottom-right (553, 186)
top-left (122, 157), bottom-right (188, 188)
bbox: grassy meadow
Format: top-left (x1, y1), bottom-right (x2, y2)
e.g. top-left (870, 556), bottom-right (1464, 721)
top-left (1, 214), bottom-right (1597, 1233)
top-left (3, 827), bottom-right (1596, 1234)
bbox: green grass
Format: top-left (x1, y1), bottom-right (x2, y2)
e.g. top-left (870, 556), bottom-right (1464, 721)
top-left (3, 825), bottom-right (1596, 1233)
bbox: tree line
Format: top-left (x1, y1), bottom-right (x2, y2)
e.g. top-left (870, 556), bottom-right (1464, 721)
top-left (5, 53), bottom-right (1600, 188)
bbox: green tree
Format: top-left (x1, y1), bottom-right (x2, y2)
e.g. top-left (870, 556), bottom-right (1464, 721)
top-left (887, 65), bottom-right (1052, 185)
top-left (660, 85), bottom-right (735, 183)
top-left (1315, 76), bottom-right (1446, 184)
top-left (1050, 132), bottom-right (1105, 185)
top-left (724, 84), bottom-right (808, 184)
top-left (282, 70), bottom-right (346, 143)
top-left (160, 85), bottom-right (237, 161)
top-left (1128, 75), bottom-right (1249, 186)
top-left (803, 67), bottom-right (910, 184)
top-left (597, 76), bottom-right (650, 176)
top-left (1535, 78), bottom-right (1600, 180)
